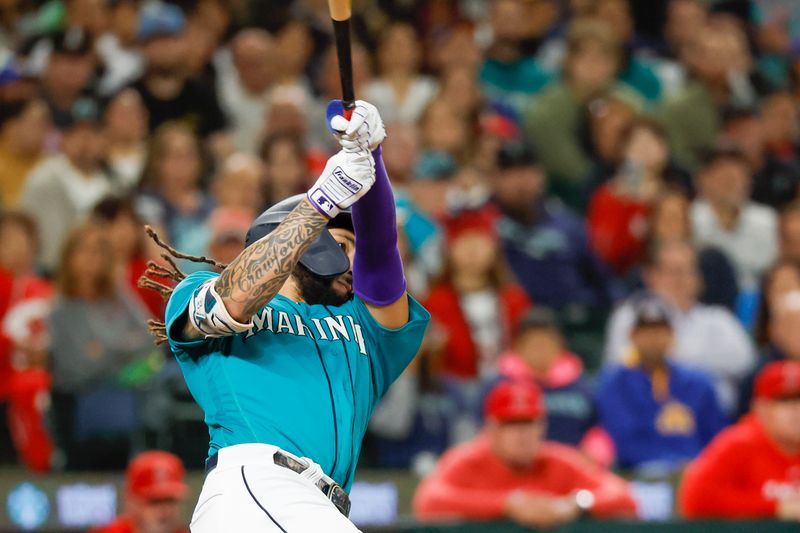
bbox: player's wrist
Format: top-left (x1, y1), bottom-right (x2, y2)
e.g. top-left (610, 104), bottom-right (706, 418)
top-left (306, 190), bottom-right (340, 219)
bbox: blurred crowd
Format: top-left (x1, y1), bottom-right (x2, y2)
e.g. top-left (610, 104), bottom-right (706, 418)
top-left (2, 0), bottom-right (800, 524)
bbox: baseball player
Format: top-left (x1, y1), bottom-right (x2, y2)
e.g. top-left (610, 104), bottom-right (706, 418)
top-left (153, 100), bottom-right (429, 532)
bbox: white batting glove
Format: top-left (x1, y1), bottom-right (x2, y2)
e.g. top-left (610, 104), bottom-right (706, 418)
top-left (307, 149), bottom-right (375, 218)
top-left (329, 100), bottom-right (387, 153)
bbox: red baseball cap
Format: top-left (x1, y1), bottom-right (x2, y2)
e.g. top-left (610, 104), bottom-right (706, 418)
top-left (126, 451), bottom-right (188, 501)
top-left (442, 208), bottom-right (499, 244)
top-left (754, 361), bottom-right (800, 400)
top-left (485, 379), bottom-right (545, 422)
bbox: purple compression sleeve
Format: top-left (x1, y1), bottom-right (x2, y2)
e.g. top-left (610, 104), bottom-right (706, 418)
top-left (351, 146), bottom-right (407, 306)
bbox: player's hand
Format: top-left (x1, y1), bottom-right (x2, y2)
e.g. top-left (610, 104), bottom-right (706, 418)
top-left (777, 495), bottom-right (800, 521)
top-left (307, 149), bottom-right (375, 218)
top-left (327, 99), bottom-right (386, 152)
top-left (505, 491), bottom-right (581, 529)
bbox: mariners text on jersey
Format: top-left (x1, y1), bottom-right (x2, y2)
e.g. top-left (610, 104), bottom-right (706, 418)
top-left (164, 270), bottom-right (430, 491)
top-left (244, 306), bottom-right (368, 355)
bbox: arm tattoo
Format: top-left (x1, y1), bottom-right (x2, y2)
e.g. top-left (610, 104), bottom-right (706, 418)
top-left (214, 199), bottom-right (329, 319)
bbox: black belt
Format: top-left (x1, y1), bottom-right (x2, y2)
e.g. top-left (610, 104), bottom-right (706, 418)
top-left (205, 450), bottom-right (351, 517)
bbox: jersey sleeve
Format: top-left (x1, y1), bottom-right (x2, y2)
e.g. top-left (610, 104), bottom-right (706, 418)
top-left (350, 293), bottom-right (430, 399)
top-left (164, 270), bottom-right (220, 354)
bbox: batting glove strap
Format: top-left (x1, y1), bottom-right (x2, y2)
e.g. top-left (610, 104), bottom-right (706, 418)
top-left (189, 279), bottom-right (253, 338)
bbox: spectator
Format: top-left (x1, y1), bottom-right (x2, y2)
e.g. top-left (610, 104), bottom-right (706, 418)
top-left (582, 94), bottom-right (639, 197)
top-left (587, 118), bottom-right (682, 274)
top-left (40, 28), bottom-right (97, 128)
top-left (661, 0), bottom-right (708, 64)
top-left (524, 18), bottom-right (642, 208)
top-left (205, 207), bottom-right (251, 268)
top-left (494, 308), bottom-right (613, 466)
top-left (731, 95), bottom-right (800, 210)
top-left (478, 0), bottom-right (554, 112)
top-left (415, 98), bottom-right (470, 184)
top-left (413, 379), bottom-right (637, 527)
top-left (104, 89), bottom-right (149, 192)
top-left (648, 187), bottom-right (691, 244)
top-left (754, 261), bottom-right (800, 349)
top-left (589, 0), bottom-right (663, 102)
top-left (273, 21), bottom-right (314, 98)
top-left (137, 122), bottom-right (213, 265)
top-left (691, 144), bottom-right (778, 292)
top-left (363, 22), bottom-right (438, 124)
top-left (740, 289), bottom-right (800, 415)
top-left (0, 212), bottom-right (53, 471)
top-left (755, 91), bottom-right (800, 206)
top-left (91, 450), bottom-right (189, 533)
top-left (49, 222), bottom-right (155, 470)
top-left (680, 361), bottom-right (800, 521)
top-left (20, 96), bottom-right (114, 272)
top-left (130, 2), bottom-right (227, 140)
top-left (424, 207), bottom-right (530, 441)
top-left (426, 207), bottom-right (530, 380)
top-left (260, 133), bottom-right (307, 208)
top-left (211, 152), bottom-right (265, 216)
top-left (659, 18), bottom-right (760, 169)
top-left (605, 240), bottom-right (754, 412)
top-left (215, 28), bottom-right (277, 155)
top-left (597, 296), bottom-right (728, 470)
top-left (490, 142), bottom-right (619, 309)
top-left (92, 196), bottom-right (164, 318)
top-left (780, 201), bottom-right (800, 264)
top-left (429, 22), bottom-right (482, 75)
top-left (0, 97), bottom-right (49, 208)
top-left (438, 66), bottom-right (483, 120)
top-left (381, 122), bottom-right (420, 187)
top-left (645, 185), bottom-right (740, 311)
top-left (95, 0), bottom-right (143, 96)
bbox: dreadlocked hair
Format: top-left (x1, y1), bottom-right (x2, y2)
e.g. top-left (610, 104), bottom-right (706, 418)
top-left (138, 225), bottom-right (228, 345)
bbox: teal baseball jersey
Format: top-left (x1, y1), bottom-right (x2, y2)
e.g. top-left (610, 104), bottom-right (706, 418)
top-left (165, 271), bottom-right (430, 490)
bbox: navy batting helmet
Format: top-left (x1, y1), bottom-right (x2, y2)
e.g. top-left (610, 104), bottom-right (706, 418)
top-left (245, 194), bottom-right (352, 278)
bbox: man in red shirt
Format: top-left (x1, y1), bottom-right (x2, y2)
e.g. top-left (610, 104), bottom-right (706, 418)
top-left (679, 360), bottom-right (800, 521)
top-left (413, 380), bottom-right (637, 529)
top-left (92, 451), bottom-right (189, 533)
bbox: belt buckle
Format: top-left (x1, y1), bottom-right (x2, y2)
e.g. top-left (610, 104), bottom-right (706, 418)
top-left (326, 483), bottom-right (351, 517)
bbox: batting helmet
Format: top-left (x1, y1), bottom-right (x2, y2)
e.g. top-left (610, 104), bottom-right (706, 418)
top-left (245, 194), bottom-right (352, 278)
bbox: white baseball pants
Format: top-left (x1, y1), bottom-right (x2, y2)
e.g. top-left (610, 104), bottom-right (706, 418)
top-left (190, 443), bottom-right (361, 532)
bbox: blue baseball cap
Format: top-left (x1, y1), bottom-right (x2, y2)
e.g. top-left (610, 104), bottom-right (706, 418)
top-left (137, 3), bottom-right (185, 41)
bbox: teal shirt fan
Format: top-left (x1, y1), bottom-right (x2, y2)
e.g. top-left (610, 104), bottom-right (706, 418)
top-left (165, 270), bottom-right (429, 491)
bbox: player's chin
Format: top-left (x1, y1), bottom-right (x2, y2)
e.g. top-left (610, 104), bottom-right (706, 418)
top-left (333, 277), bottom-right (352, 296)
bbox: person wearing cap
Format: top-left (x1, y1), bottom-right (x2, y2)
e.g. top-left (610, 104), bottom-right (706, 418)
top-left (41, 28), bottom-right (98, 129)
top-left (130, 2), bottom-right (227, 140)
top-left (494, 308), bottom-right (615, 466)
top-left (604, 240), bottom-right (755, 415)
top-left (413, 379), bottom-right (636, 528)
top-left (691, 142), bottom-right (778, 292)
top-left (91, 450), bottom-right (189, 533)
top-left (596, 295), bottom-right (727, 471)
top-left (20, 95), bottom-right (114, 272)
top-left (489, 140), bottom-right (619, 310)
top-left (679, 361), bottom-right (800, 521)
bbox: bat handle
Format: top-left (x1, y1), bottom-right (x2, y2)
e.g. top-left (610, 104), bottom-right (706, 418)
top-left (343, 101), bottom-right (354, 120)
